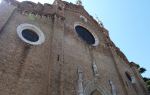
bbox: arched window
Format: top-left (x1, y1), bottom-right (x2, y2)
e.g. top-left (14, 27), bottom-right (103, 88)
top-left (74, 25), bottom-right (99, 46)
top-left (125, 72), bottom-right (132, 81)
top-left (91, 90), bottom-right (102, 95)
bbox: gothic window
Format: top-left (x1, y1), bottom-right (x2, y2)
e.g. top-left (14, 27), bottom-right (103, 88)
top-left (75, 25), bottom-right (99, 46)
top-left (91, 90), bottom-right (102, 95)
top-left (125, 72), bottom-right (132, 81)
top-left (75, 25), bottom-right (95, 45)
top-left (17, 23), bottom-right (45, 45)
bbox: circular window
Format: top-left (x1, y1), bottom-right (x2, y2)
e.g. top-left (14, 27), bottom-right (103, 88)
top-left (22, 29), bottom-right (39, 42)
top-left (17, 24), bottom-right (45, 45)
top-left (75, 25), bottom-right (99, 46)
top-left (125, 72), bottom-right (132, 81)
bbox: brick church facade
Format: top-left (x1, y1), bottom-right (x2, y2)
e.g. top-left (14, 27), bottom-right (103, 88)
top-left (0, 0), bottom-right (148, 95)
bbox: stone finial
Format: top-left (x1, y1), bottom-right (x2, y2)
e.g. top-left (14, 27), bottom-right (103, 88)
top-left (95, 16), bottom-right (104, 27)
top-left (76, 0), bottom-right (82, 5)
top-left (53, 0), bottom-right (62, 5)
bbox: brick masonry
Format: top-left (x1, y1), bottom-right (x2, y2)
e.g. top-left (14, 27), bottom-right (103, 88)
top-left (0, 0), bottom-right (148, 95)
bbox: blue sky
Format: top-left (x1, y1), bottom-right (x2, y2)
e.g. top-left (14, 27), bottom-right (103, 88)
top-left (17, 0), bottom-right (150, 77)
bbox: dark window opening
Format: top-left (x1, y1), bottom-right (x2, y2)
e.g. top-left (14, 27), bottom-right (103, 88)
top-left (91, 90), bottom-right (102, 95)
top-left (57, 55), bottom-right (60, 61)
top-left (75, 26), bottom-right (95, 45)
top-left (22, 29), bottom-right (39, 42)
top-left (58, 6), bottom-right (62, 10)
top-left (125, 72), bottom-right (132, 81)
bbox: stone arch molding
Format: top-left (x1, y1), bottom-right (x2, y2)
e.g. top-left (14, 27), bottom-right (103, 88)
top-left (84, 80), bottom-right (111, 95)
top-left (17, 23), bottom-right (45, 45)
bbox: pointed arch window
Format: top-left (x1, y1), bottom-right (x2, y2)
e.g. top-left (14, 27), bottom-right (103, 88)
top-left (125, 72), bottom-right (132, 81)
top-left (91, 90), bottom-right (102, 95)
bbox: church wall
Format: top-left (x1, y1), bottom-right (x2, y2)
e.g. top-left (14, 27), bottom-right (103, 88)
top-left (112, 52), bottom-right (137, 95)
top-left (0, 8), bottom-right (54, 95)
top-left (0, 1), bottom-right (148, 95)
top-left (63, 23), bottom-right (93, 95)
top-left (112, 50), bottom-right (147, 95)
top-left (131, 64), bottom-right (148, 95)
top-left (62, 9), bottom-right (127, 95)
top-left (93, 52), bottom-right (126, 95)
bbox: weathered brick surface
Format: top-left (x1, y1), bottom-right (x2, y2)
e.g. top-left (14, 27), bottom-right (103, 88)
top-left (0, 0), bottom-right (148, 95)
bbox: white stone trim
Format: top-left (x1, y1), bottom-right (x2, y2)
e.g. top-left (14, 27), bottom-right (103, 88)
top-left (131, 75), bottom-right (136, 84)
top-left (77, 66), bottom-right (84, 95)
top-left (109, 80), bottom-right (117, 95)
top-left (74, 22), bottom-right (99, 46)
top-left (17, 23), bottom-right (45, 45)
top-left (92, 61), bottom-right (99, 77)
top-left (80, 15), bottom-right (87, 22)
